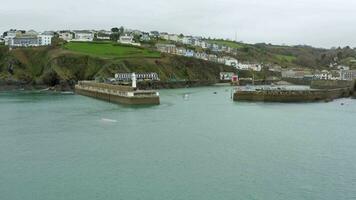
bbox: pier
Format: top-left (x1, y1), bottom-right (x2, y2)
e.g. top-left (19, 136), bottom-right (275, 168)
top-left (75, 80), bottom-right (160, 105)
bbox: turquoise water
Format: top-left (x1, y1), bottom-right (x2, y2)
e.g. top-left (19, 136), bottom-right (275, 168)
top-left (0, 86), bottom-right (356, 200)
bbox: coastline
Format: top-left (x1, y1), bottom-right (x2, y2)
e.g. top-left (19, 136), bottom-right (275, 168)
top-left (0, 80), bottom-right (218, 92)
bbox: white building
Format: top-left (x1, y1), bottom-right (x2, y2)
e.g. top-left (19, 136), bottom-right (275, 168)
top-left (3, 30), bottom-right (20, 45)
top-left (118, 35), bottom-right (141, 46)
top-left (9, 33), bottom-right (39, 47)
top-left (182, 36), bottom-right (193, 45)
top-left (72, 30), bottom-right (94, 42)
top-left (340, 70), bottom-right (356, 80)
top-left (160, 32), bottom-right (169, 40)
top-left (156, 44), bottom-right (177, 54)
top-left (236, 63), bottom-right (262, 71)
top-left (314, 70), bottom-right (331, 80)
top-left (337, 65), bottom-right (350, 70)
top-left (96, 30), bottom-right (111, 40)
top-left (225, 57), bottom-right (238, 67)
top-left (168, 34), bottom-right (179, 42)
top-left (38, 32), bottom-right (53, 46)
top-left (58, 31), bottom-right (73, 41)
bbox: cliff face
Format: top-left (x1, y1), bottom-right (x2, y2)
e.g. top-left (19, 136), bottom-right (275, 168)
top-left (0, 46), bottom-right (235, 89)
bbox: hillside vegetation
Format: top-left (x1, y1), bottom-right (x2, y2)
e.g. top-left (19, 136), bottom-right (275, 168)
top-left (0, 44), bottom-right (235, 88)
top-left (1, 40), bottom-right (356, 89)
top-left (205, 40), bottom-right (356, 69)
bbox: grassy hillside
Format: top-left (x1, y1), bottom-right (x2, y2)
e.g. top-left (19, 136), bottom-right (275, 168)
top-left (208, 39), bottom-right (244, 49)
top-left (204, 40), bottom-right (356, 69)
top-left (0, 44), bottom-right (235, 87)
top-left (64, 42), bottom-right (161, 59)
top-left (1, 40), bottom-right (355, 88)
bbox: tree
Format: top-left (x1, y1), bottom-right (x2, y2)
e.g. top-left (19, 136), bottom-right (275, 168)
top-left (111, 27), bottom-right (119, 33)
top-left (119, 26), bottom-right (125, 35)
top-left (110, 33), bottom-right (120, 41)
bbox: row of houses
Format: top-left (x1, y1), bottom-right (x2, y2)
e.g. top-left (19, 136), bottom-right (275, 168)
top-left (281, 69), bottom-right (356, 81)
top-left (155, 44), bottom-right (262, 71)
top-left (152, 32), bottom-right (234, 53)
top-left (58, 30), bottom-right (141, 46)
top-left (1, 29), bottom-right (142, 47)
top-left (2, 29), bottom-right (53, 47)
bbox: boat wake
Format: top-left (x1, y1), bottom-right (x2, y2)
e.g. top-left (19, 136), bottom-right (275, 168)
top-left (100, 118), bottom-right (118, 123)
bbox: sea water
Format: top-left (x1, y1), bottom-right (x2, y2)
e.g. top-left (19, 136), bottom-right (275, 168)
top-left (0, 86), bottom-right (355, 200)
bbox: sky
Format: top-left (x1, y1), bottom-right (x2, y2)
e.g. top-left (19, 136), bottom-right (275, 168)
top-left (1, 0), bottom-right (356, 48)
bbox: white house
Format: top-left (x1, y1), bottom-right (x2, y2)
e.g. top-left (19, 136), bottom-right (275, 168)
top-left (160, 32), bottom-right (169, 40)
top-left (3, 30), bottom-right (20, 45)
top-left (96, 30), bottom-right (111, 40)
top-left (200, 41), bottom-right (208, 49)
top-left (72, 30), bottom-right (94, 42)
top-left (314, 70), bottom-right (331, 80)
top-left (185, 49), bottom-right (195, 57)
top-left (176, 48), bottom-right (187, 56)
top-left (217, 57), bottom-right (226, 64)
top-left (119, 35), bottom-right (133, 44)
top-left (38, 32), bottom-right (53, 46)
top-left (58, 31), bottom-right (73, 41)
top-left (194, 52), bottom-right (208, 60)
top-left (156, 44), bottom-right (177, 54)
top-left (140, 33), bottom-right (150, 41)
top-left (337, 65), bottom-right (350, 70)
top-left (118, 35), bottom-right (141, 46)
top-left (225, 57), bottom-right (238, 67)
top-left (168, 34), bottom-right (179, 42)
top-left (182, 36), bottom-right (193, 45)
top-left (236, 63), bottom-right (262, 71)
top-left (340, 70), bottom-right (356, 80)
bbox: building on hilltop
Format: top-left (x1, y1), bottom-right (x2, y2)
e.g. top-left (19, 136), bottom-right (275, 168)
top-left (194, 52), bottom-right (208, 60)
top-left (150, 31), bottom-right (160, 38)
top-left (118, 34), bottom-right (141, 46)
top-left (10, 33), bottom-right (39, 47)
top-left (38, 32), bottom-right (53, 46)
top-left (340, 70), bottom-right (356, 80)
top-left (58, 31), bottom-right (73, 41)
top-left (140, 33), bottom-right (150, 41)
top-left (182, 36), bottom-right (193, 45)
top-left (313, 70), bottom-right (331, 80)
top-left (4, 29), bottom-right (54, 47)
top-left (156, 44), bottom-right (177, 54)
top-left (72, 30), bottom-right (94, 42)
top-left (96, 30), bottom-right (111, 40)
top-left (224, 57), bottom-right (238, 67)
top-left (184, 49), bottom-right (195, 57)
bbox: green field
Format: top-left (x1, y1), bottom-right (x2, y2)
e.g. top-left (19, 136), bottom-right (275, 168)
top-left (64, 42), bottom-right (161, 59)
top-left (208, 39), bottom-right (244, 49)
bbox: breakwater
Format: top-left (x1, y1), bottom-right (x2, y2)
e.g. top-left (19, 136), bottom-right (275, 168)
top-left (233, 87), bottom-right (352, 102)
top-left (75, 81), bottom-right (160, 105)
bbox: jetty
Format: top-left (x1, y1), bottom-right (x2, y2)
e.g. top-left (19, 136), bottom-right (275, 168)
top-left (233, 87), bottom-right (351, 102)
top-left (75, 73), bottom-right (160, 105)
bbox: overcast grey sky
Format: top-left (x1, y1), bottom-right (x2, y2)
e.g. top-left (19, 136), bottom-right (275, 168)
top-left (1, 0), bottom-right (355, 48)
